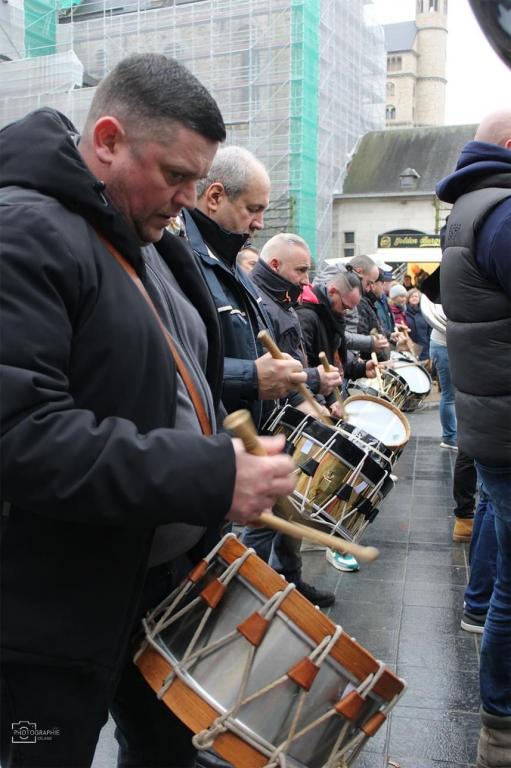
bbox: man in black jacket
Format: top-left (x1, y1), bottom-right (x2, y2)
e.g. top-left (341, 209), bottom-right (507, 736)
top-left (182, 146), bottom-right (307, 432)
top-left (0, 54), bottom-right (295, 768)
top-left (296, 267), bottom-right (380, 574)
top-left (433, 110), bottom-right (511, 768)
top-left (242, 232), bottom-right (343, 607)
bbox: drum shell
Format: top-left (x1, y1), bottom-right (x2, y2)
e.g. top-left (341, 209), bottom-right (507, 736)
top-left (136, 535), bottom-right (405, 768)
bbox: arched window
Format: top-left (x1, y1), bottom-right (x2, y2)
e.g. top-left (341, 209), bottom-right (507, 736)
top-left (386, 105), bottom-right (396, 120)
top-left (386, 82), bottom-right (395, 97)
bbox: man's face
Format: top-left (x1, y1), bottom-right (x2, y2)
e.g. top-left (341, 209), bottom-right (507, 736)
top-left (358, 264), bottom-right (380, 293)
top-left (214, 169), bottom-right (270, 235)
top-left (372, 279), bottom-right (384, 298)
top-left (238, 250), bottom-right (258, 273)
top-left (273, 244), bottom-right (311, 288)
top-left (328, 285), bottom-right (361, 315)
top-left (106, 123), bottom-right (219, 243)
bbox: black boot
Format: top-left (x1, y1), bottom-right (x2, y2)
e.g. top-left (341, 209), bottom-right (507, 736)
top-left (295, 579), bottom-right (335, 607)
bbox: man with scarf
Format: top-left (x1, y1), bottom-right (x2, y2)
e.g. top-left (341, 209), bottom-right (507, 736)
top-left (296, 265), bottom-right (380, 573)
top-left (241, 232), bottom-right (343, 607)
top-left (182, 146), bottom-right (306, 432)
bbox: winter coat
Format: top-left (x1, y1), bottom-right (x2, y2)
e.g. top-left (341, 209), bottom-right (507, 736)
top-left (250, 259), bottom-right (320, 394)
top-left (436, 139), bottom-right (511, 466)
top-left (0, 109), bottom-right (234, 673)
top-left (296, 286), bottom-right (366, 381)
top-left (405, 304), bottom-right (431, 361)
top-left (390, 303), bottom-right (408, 328)
top-left (182, 208), bottom-right (276, 430)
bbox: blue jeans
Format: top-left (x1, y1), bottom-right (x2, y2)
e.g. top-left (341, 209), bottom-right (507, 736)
top-left (241, 526), bottom-right (302, 583)
top-left (464, 483), bottom-right (497, 615)
top-left (430, 341), bottom-right (457, 445)
top-left (475, 463), bottom-right (511, 717)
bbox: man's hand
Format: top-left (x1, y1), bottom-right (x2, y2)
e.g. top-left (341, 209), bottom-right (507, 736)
top-left (255, 352), bottom-right (307, 399)
top-left (227, 435), bottom-right (296, 524)
top-left (390, 330), bottom-right (405, 344)
top-left (365, 360), bottom-right (382, 379)
top-left (317, 364), bottom-right (343, 396)
top-left (329, 400), bottom-right (345, 420)
top-left (371, 333), bottom-right (389, 352)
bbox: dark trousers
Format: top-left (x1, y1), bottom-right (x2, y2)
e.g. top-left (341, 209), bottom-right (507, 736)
top-left (0, 559), bottom-right (197, 768)
top-left (453, 449), bottom-right (477, 518)
top-left (0, 662), bottom-right (110, 768)
top-left (111, 558), bottom-right (197, 768)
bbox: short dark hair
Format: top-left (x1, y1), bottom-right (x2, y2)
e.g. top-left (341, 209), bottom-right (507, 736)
top-left (85, 53), bottom-right (226, 143)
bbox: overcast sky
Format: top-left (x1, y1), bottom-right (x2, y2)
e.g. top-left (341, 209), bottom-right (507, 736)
top-left (371, 0), bottom-right (511, 126)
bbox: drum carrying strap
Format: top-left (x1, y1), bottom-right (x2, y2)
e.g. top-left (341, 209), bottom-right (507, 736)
top-left (100, 235), bottom-right (213, 436)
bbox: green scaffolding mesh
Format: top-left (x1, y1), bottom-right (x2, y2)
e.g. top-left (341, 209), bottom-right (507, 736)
top-left (290, 0), bottom-right (320, 260)
top-left (24, 0), bottom-right (81, 57)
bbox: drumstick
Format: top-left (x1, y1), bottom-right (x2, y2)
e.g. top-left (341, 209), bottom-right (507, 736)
top-left (257, 330), bottom-right (330, 425)
top-left (224, 409), bottom-right (379, 563)
top-left (318, 351), bottom-right (346, 420)
top-left (371, 352), bottom-right (385, 395)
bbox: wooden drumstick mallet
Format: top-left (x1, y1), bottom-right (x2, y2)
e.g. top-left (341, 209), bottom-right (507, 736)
top-left (318, 351), bottom-right (346, 421)
top-left (371, 351), bottom-right (385, 395)
top-left (224, 409), bottom-right (379, 563)
top-left (257, 329), bottom-right (330, 425)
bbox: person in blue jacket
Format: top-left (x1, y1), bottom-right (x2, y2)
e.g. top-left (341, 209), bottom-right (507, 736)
top-left (405, 288), bottom-right (431, 361)
top-left (433, 109), bottom-right (511, 768)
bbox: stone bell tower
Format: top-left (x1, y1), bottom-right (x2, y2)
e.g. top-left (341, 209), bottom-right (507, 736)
top-left (415, 0), bottom-right (448, 126)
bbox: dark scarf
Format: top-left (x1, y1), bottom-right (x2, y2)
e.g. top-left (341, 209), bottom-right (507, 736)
top-left (251, 258), bottom-right (302, 307)
top-left (187, 208), bottom-right (248, 267)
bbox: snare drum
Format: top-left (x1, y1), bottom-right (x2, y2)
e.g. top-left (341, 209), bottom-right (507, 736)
top-left (136, 534), bottom-right (406, 768)
top-left (264, 406), bottom-right (393, 542)
top-left (389, 353), bottom-right (432, 411)
top-left (340, 394), bottom-right (410, 458)
top-left (348, 370), bottom-right (410, 410)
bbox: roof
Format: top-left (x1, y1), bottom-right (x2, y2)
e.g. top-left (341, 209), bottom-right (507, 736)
top-left (340, 124), bottom-right (478, 196)
top-left (384, 21), bottom-right (417, 53)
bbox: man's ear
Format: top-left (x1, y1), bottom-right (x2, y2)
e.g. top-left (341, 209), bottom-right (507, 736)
top-left (204, 182), bottom-right (226, 215)
top-left (92, 116), bottom-right (125, 166)
top-left (269, 257), bottom-right (281, 272)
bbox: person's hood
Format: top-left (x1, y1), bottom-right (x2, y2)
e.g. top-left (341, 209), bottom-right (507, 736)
top-left (0, 108), bottom-right (144, 267)
top-left (436, 140), bottom-right (511, 204)
top-left (186, 207), bottom-right (248, 267)
top-left (301, 284), bottom-right (345, 334)
top-left (251, 258), bottom-right (302, 307)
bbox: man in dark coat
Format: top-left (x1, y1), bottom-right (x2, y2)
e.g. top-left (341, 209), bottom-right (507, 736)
top-left (182, 146), bottom-right (307, 431)
top-left (0, 54), bottom-right (295, 768)
top-left (242, 232), bottom-right (342, 607)
top-left (433, 109), bottom-right (511, 768)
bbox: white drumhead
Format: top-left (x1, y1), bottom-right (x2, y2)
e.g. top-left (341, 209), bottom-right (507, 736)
top-left (394, 364), bottom-right (430, 394)
top-left (344, 398), bottom-right (408, 446)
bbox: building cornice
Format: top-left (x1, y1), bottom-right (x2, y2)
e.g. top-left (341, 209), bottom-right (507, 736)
top-left (334, 191), bottom-right (435, 200)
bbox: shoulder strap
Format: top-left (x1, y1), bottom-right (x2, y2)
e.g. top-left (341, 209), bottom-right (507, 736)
top-left (100, 236), bottom-right (212, 436)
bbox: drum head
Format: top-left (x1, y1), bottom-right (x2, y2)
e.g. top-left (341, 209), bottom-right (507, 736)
top-left (343, 394), bottom-right (410, 449)
top-left (394, 363), bottom-right (431, 395)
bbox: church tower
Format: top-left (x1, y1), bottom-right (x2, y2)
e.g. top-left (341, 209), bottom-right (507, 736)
top-left (415, 0), bottom-right (448, 126)
top-left (384, 0), bottom-right (448, 128)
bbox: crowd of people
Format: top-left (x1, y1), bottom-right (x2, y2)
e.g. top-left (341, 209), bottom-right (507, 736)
top-left (0, 52), bottom-right (509, 768)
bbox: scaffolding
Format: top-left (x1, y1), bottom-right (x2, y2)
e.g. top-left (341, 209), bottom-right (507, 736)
top-left (0, 0), bottom-right (385, 263)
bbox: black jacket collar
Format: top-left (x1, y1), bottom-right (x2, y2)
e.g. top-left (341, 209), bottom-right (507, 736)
top-left (251, 258), bottom-right (302, 306)
top-left (185, 207), bottom-right (248, 267)
top-left (0, 108), bottom-right (144, 270)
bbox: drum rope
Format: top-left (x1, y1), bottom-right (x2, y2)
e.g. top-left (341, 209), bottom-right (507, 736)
top-left (191, 583), bottom-right (296, 752)
top-left (261, 627), bottom-right (344, 767)
top-left (155, 547), bottom-right (255, 698)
